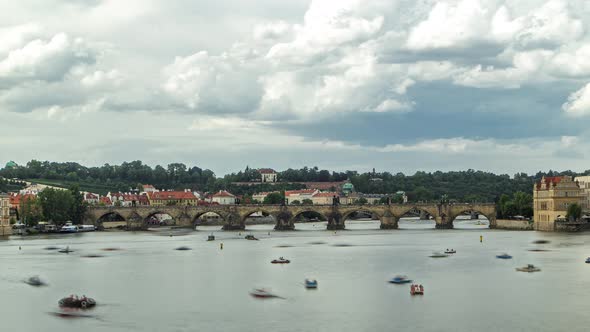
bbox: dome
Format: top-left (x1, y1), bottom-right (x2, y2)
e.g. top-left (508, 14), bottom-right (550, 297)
top-left (4, 161), bottom-right (17, 168)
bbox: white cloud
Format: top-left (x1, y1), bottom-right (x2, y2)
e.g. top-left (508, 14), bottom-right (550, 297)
top-left (562, 83), bottom-right (590, 117)
top-left (372, 99), bottom-right (413, 113)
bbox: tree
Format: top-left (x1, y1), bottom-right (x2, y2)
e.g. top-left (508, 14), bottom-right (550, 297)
top-left (291, 200), bottom-right (301, 205)
top-left (356, 197), bottom-right (368, 205)
top-left (567, 203), bottom-right (582, 222)
top-left (19, 196), bottom-right (43, 226)
top-left (69, 184), bottom-right (87, 224)
top-left (38, 188), bottom-right (75, 226)
top-left (263, 192), bottom-right (284, 204)
top-left (301, 198), bottom-right (313, 205)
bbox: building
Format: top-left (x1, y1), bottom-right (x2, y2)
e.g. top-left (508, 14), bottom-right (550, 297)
top-left (0, 193), bottom-right (11, 236)
top-left (252, 192), bottom-right (274, 203)
top-left (285, 189), bottom-right (318, 204)
top-left (574, 176), bottom-right (590, 212)
top-left (342, 182), bottom-right (354, 195)
top-left (396, 191), bottom-right (408, 203)
top-left (84, 193), bottom-right (100, 205)
top-left (148, 191), bottom-right (198, 206)
top-left (211, 190), bottom-right (236, 205)
top-left (99, 196), bottom-right (112, 206)
top-left (311, 192), bottom-right (338, 205)
top-left (533, 176), bottom-right (584, 231)
top-left (142, 184), bottom-right (157, 194)
top-left (259, 168), bottom-right (278, 183)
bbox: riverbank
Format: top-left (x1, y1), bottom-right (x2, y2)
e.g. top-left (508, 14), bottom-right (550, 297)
top-left (495, 219), bottom-right (533, 230)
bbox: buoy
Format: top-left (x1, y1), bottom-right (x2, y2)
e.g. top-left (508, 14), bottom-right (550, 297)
top-left (480, 235), bottom-right (483, 243)
top-left (220, 243), bottom-right (223, 250)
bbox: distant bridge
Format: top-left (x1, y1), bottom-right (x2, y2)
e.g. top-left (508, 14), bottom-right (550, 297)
top-left (85, 203), bottom-right (497, 230)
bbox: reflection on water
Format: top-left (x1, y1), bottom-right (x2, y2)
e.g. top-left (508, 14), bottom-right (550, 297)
top-left (1, 225), bottom-right (589, 332)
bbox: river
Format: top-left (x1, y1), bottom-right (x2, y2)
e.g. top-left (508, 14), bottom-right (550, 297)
top-left (1, 218), bottom-right (589, 332)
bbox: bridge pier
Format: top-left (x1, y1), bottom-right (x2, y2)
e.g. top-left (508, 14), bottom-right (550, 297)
top-left (488, 217), bottom-right (497, 229)
top-left (380, 211), bottom-right (398, 229)
top-left (327, 210), bottom-right (345, 230)
top-left (434, 214), bottom-right (453, 229)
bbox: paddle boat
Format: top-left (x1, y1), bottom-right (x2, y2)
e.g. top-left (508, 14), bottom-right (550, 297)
top-left (305, 279), bottom-right (318, 289)
top-left (245, 234), bottom-right (259, 241)
top-left (444, 249), bottom-right (456, 254)
top-left (58, 246), bottom-right (73, 254)
top-left (58, 295), bottom-right (96, 309)
top-left (410, 284), bottom-right (424, 295)
top-left (496, 253), bottom-right (513, 259)
top-left (389, 275), bottom-right (412, 284)
top-left (271, 257), bottom-right (290, 264)
top-left (24, 276), bottom-right (47, 287)
top-left (429, 252), bottom-right (449, 258)
top-left (249, 288), bottom-right (282, 299)
top-left (585, 257), bottom-right (590, 264)
top-left (207, 234), bottom-right (215, 241)
top-left (516, 264), bottom-right (541, 273)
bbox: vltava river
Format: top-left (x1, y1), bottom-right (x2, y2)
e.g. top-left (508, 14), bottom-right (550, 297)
top-left (1, 219), bottom-right (590, 332)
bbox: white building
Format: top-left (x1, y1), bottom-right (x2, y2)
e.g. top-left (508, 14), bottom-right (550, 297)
top-left (84, 192), bottom-right (100, 205)
top-left (258, 168), bottom-right (278, 183)
top-left (285, 189), bottom-right (319, 204)
top-left (252, 192), bottom-right (274, 203)
top-left (142, 184), bottom-right (158, 194)
top-left (211, 190), bottom-right (236, 205)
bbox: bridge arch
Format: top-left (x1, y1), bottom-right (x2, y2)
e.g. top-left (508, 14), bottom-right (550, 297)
top-left (144, 210), bottom-right (176, 227)
top-left (192, 210), bottom-right (227, 229)
top-left (449, 208), bottom-right (495, 229)
top-left (96, 211), bottom-right (127, 230)
top-left (292, 210), bottom-right (330, 230)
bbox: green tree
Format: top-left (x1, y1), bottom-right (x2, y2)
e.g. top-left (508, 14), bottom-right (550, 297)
top-left (19, 196), bottom-right (43, 226)
top-left (263, 192), bottom-right (284, 204)
top-left (38, 188), bottom-right (74, 226)
top-left (301, 198), bottom-right (313, 205)
top-left (566, 203), bottom-right (582, 222)
top-left (291, 200), bottom-right (301, 205)
top-left (69, 184), bottom-right (87, 224)
top-left (356, 197), bottom-right (368, 205)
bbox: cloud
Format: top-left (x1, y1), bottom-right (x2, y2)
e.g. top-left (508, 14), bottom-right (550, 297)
top-left (371, 99), bottom-right (414, 113)
top-left (562, 83), bottom-right (590, 117)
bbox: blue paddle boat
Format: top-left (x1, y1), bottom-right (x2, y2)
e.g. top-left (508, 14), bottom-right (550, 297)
top-left (496, 253), bottom-right (512, 259)
top-left (389, 275), bottom-right (412, 284)
top-left (305, 279), bottom-right (318, 289)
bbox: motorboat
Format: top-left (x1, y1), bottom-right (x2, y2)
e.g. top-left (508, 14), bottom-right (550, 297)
top-left (271, 257), bottom-right (290, 264)
top-left (245, 234), bottom-right (259, 241)
top-left (58, 295), bottom-right (96, 309)
top-left (175, 246), bottom-right (191, 251)
top-left (58, 246), bottom-right (74, 254)
top-left (444, 249), bottom-right (456, 254)
top-left (305, 279), bottom-right (318, 289)
top-left (249, 288), bottom-right (282, 299)
top-left (429, 252), bottom-right (449, 258)
top-left (207, 234), bottom-right (215, 241)
top-left (59, 224), bottom-right (78, 233)
top-left (496, 253), bottom-right (513, 259)
top-left (516, 264), bottom-right (541, 272)
top-left (410, 284), bottom-right (424, 295)
top-left (585, 257), bottom-right (590, 264)
top-left (389, 275), bottom-right (412, 284)
top-left (24, 276), bottom-right (47, 287)
top-left (78, 225), bottom-right (96, 232)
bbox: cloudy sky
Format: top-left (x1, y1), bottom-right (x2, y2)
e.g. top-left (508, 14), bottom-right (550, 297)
top-left (1, 0), bottom-right (590, 176)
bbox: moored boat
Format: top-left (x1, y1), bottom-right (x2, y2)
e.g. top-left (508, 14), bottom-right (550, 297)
top-left (78, 225), bottom-right (96, 232)
top-left (496, 253), bottom-right (513, 259)
top-left (389, 275), bottom-right (412, 284)
top-left (59, 224), bottom-right (78, 233)
top-left (429, 252), bottom-right (449, 258)
top-left (410, 284), bottom-right (424, 295)
top-left (516, 264), bottom-right (541, 272)
top-left (271, 257), bottom-right (290, 264)
top-left (305, 279), bottom-right (318, 289)
top-left (58, 295), bottom-right (96, 309)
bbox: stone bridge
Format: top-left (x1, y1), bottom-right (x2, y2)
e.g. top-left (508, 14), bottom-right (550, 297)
top-left (85, 203), bottom-right (496, 231)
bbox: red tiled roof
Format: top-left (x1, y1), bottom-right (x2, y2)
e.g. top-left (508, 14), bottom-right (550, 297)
top-left (212, 190), bottom-right (235, 197)
top-left (536, 176), bottom-right (564, 190)
top-left (85, 193), bottom-right (98, 199)
top-left (285, 189), bottom-right (317, 196)
top-left (9, 193), bottom-right (36, 206)
top-left (313, 192), bottom-right (339, 197)
top-left (148, 191), bottom-right (197, 200)
top-left (100, 197), bottom-right (112, 205)
top-left (258, 168), bottom-right (276, 174)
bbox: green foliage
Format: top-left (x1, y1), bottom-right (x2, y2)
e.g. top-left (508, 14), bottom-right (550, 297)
top-left (301, 198), bottom-right (313, 205)
top-left (69, 184), bottom-right (87, 224)
top-left (37, 188), bottom-right (75, 226)
top-left (566, 203), bottom-right (582, 222)
top-left (291, 200), bottom-right (301, 205)
top-left (263, 192), bottom-right (284, 204)
top-left (19, 196), bottom-right (43, 226)
top-left (497, 191), bottom-right (533, 218)
top-left (356, 197), bottom-right (368, 205)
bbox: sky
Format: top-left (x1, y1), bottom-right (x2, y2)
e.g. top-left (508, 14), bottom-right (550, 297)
top-left (1, 0), bottom-right (590, 176)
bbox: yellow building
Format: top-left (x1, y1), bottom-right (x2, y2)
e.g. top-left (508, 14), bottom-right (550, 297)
top-left (0, 193), bottom-right (12, 236)
top-left (574, 176), bottom-right (590, 212)
top-left (147, 191), bottom-right (198, 206)
top-left (533, 176), bottom-right (583, 231)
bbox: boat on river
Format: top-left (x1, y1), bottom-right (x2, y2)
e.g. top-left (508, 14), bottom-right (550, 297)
top-left (59, 224), bottom-right (78, 233)
top-left (585, 257), bottom-right (590, 264)
top-left (305, 279), bottom-right (318, 289)
top-left (271, 257), bottom-right (290, 264)
top-left (444, 249), bottom-right (456, 254)
top-left (249, 288), bottom-right (282, 299)
top-left (516, 264), bottom-right (541, 272)
top-left (58, 246), bottom-right (74, 254)
top-left (496, 253), bottom-right (513, 259)
top-left (410, 284), bottom-right (424, 295)
top-left (175, 246), bottom-right (191, 251)
top-left (389, 275), bottom-right (412, 284)
top-left (245, 234), bottom-right (259, 241)
top-left (429, 252), bottom-right (449, 258)
top-left (58, 295), bottom-right (96, 309)
top-left (207, 234), bottom-right (215, 241)
top-left (24, 276), bottom-right (47, 286)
